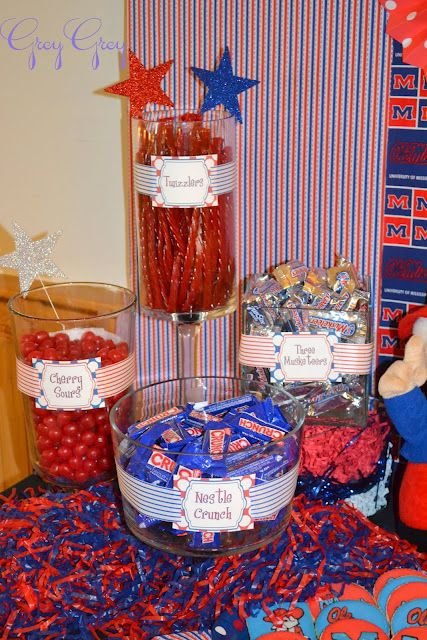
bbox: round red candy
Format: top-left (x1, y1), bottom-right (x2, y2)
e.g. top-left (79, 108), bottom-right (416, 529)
top-left (20, 329), bottom-right (130, 486)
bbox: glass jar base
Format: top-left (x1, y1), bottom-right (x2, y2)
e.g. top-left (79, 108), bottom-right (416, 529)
top-left (140, 298), bottom-right (237, 324)
top-left (123, 504), bottom-right (292, 557)
top-left (34, 463), bottom-right (115, 491)
top-left (111, 378), bottom-right (305, 556)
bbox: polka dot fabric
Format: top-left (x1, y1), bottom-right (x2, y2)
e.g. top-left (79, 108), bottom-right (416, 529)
top-left (380, 0), bottom-right (427, 73)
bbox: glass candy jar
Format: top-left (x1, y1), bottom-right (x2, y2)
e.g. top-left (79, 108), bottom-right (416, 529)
top-left (9, 282), bottom-right (136, 488)
top-left (133, 109), bottom-right (237, 323)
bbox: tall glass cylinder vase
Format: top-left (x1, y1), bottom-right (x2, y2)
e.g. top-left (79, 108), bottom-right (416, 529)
top-left (132, 109), bottom-right (237, 378)
top-left (9, 282), bottom-right (136, 488)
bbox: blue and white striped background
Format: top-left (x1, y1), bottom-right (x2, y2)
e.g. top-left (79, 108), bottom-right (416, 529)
top-left (127, 0), bottom-right (392, 385)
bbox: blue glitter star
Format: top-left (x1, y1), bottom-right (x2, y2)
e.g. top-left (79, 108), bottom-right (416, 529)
top-left (191, 46), bottom-right (259, 123)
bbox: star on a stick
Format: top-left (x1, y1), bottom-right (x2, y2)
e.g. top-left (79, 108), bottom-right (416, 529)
top-left (191, 46), bottom-right (259, 123)
top-left (104, 50), bottom-right (174, 117)
top-left (0, 222), bottom-right (66, 294)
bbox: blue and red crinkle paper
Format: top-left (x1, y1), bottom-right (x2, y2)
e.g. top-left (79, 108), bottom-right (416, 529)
top-left (0, 481), bottom-right (426, 639)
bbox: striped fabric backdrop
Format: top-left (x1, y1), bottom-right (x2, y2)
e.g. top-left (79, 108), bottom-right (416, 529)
top-left (127, 0), bottom-right (392, 385)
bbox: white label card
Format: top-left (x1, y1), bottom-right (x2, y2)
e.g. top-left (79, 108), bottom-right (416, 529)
top-left (173, 475), bottom-right (255, 532)
top-left (151, 154), bottom-right (218, 207)
top-left (278, 333), bottom-right (333, 382)
top-left (34, 357), bottom-right (103, 410)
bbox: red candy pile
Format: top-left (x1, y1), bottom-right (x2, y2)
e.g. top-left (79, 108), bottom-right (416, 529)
top-left (300, 413), bottom-right (390, 483)
top-left (20, 330), bottom-right (130, 486)
top-left (136, 114), bottom-right (236, 314)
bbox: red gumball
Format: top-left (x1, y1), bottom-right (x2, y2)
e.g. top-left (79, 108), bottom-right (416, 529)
top-left (20, 328), bottom-right (130, 485)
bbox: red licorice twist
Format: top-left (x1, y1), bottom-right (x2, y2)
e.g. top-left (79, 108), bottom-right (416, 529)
top-left (136, 114), bottom-right (236, 315)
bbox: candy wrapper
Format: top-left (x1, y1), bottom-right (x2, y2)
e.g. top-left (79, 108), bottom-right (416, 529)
top-left (239, 256), bottom-right (372, 427)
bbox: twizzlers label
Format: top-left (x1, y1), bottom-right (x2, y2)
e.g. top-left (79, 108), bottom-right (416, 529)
top-left (134, 154), bottom-right (236, 208)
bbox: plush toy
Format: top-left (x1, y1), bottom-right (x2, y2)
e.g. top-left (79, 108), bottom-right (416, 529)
top-left (378, 305), bottom-right (427, 547)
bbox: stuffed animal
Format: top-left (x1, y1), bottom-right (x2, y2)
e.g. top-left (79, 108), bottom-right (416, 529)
top-left (378, 305), bottom-right (427, 546)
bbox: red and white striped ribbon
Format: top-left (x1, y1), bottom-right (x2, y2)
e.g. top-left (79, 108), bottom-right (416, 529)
top-left (116, 461), bottom-right (299, 522)
top-left (97, 356), bottom-right (136, 396)
top-left (16, 355), bottom-right (136, 399)
top-left (331, 342), bottom-right (374, 374)
top-left (239, 335), bottom-right (276, 368)
top-left (152, 632), bottom-right (211, 639)
top-left (239, 334), bottom-right (373, 375)
top-left (16, 359), bottom-right (41, 397)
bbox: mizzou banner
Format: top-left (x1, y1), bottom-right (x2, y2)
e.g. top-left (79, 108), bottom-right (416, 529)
top-left (378, 42), bottom-right (427, 369)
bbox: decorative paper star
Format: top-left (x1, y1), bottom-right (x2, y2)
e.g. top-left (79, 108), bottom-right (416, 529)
top-left (191, 46), bottom-right (259, 123)
top-left (104, 50), bottom-right (174, 117)
top-left (0, 222), bottom-right (66, 294)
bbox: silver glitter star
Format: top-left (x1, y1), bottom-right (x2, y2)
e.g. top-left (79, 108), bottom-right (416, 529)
top-left (0, 222), bottom-right (66, 294)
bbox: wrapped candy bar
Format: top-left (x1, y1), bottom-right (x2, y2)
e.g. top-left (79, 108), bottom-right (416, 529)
top-left (160, 424), bottom-right (192, 449)
top-left (202, 427), bottom-right (232, 458)
top-left (110, 378), bottom-right (305, 556)
top-left (145, 447), bottom-right (178, 486)
top-left (185, 410), bottom-right (223, 428)
top-left (327, 255), bottom-right (359, 294)
top-left (225, 434), bottom-right (252, 465)
top-left (225, 412), bottom-right (290, 444)
top-left (128, 406), bottom-right (186, 439)
top-left (273, 259), bottom-right (308, 289)
top-left (240, 256), bottom-right (372, 428)
top-left (190, 393), bottom-right (257, 416)
top-left (303, 283), bottom-right (332, 309)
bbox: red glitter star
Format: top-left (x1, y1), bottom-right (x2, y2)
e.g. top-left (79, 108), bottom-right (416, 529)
top-left (105, 50), bottom-right (174, 117)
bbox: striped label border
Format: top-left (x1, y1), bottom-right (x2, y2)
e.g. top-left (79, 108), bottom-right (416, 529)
top-left (239, 334), bottom-right (373, 375)
top-left (116, 461), bottom-right (299, 525)
top-left (16, 354), bottom-right (135, 404)
top-left (134, 158), bottom-right (235, 199)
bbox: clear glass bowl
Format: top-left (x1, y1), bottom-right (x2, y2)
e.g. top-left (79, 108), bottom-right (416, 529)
top-left (110, 376), bottom-right (305, 557)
